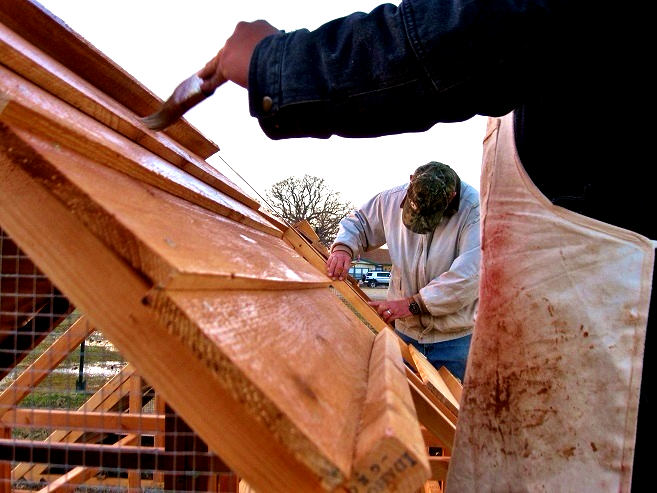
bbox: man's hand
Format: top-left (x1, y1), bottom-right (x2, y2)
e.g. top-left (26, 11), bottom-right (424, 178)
top-left (326, 250), bottom-right (352, 281)
top-left (368, 298), bottom-right (414, 324)
top-left (198, 20), bottom-right (281, 93)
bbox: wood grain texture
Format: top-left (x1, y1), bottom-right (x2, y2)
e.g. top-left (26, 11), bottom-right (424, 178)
top-left (282, 226), bottom-right (417, 366)
top-left (347, 328), bottom-right (430, 492)
top-left (0, 124), bottom-right (327, 290)
top-left (147, 286), bottom-right (376, 487)
top-left (0, 0), bottom-right (219, 159)
top-left (0, 68), bottom-right (278, 238)
top-left (0, 24), bottom-right (260, 211)
top-left (0, 150), bottom-right (325, 491)
top-left (405, 372), bottom-right (456, 450)
top-left (409, 346), bottom-right (460, 417)
top-left (438, 367), bottom-right (463, 404)
top-left (1, 409), bottom-right (162, 434)
top-left (0, 6), bottom-right (455, 489)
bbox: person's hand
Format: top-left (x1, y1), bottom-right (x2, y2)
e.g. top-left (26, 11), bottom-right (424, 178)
top-left (326, 250), bottom-right (352, 281)
top-left (368, 298), bottom-right (413, 324)
top-left (198, 20), bottom-right (281, 93)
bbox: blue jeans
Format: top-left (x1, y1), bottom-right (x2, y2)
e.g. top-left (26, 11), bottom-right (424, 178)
top-left (395, 331), bottom-right (472, 382)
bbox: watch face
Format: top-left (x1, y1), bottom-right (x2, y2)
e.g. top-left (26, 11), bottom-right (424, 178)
top-left (409, 301), bottom-right (420, 315)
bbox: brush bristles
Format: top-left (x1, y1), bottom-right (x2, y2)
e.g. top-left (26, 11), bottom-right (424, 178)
top-left (141, 74), bottom-right (211, 131)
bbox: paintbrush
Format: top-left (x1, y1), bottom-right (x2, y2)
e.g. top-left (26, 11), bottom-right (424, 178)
top-left (141, 73), bottom-right (215, 131)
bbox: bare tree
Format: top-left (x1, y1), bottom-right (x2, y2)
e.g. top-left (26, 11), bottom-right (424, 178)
top-left (264, 175), bottom-right (354, 247)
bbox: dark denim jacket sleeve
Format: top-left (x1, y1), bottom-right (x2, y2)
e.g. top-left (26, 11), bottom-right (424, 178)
top-left (248, 0), bottom-right (586, 140)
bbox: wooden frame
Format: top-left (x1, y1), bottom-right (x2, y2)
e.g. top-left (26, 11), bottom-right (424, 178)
top-left (0, 2), bottom-right (461, 491)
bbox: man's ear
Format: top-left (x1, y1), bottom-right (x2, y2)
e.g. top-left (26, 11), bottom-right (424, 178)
top-left (450, 190), bottom-right (457, 200)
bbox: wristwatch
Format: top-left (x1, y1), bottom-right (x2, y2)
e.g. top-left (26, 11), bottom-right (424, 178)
top-left (409, 299), bottom-right (421, 315)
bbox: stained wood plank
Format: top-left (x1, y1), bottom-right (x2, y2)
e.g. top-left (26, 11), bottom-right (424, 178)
top-left (147, 286), bottom-right (376, 487)
top-left (0, 155), bottom-right (324, 491)
top-left (0, 123), bottom-right (327, 290)
top-left (348, 328), bottom-right (430, 491)
top-left (0, 439), bottom-right (228, 473)
top-left (0, 23), bottom-right (259, 211)
top-left (409, 346), bottom-right (460, 417)
top-left (405, 372), bottom-right (456, 450)
top-left (0, 67), bottom-right (279, 238)
top-left (282, 226), bottom-right (417, 365)
top-left (438, 366), bottom-right (463, 404)
top-left (0, 0), bottom-right (219, 159)
top-left (1, 409), bottom-right (162, 434)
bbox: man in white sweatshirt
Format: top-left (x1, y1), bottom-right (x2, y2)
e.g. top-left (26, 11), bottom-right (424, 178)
top-left (327, 162), bottom-right (480, 381)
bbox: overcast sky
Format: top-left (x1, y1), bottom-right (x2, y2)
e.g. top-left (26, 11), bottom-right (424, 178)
top-left (38, 0), bottom-right (487, 208)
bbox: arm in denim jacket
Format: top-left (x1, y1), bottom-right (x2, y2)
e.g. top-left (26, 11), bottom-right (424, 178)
top-left (246, 0), bottom-right (587, 140)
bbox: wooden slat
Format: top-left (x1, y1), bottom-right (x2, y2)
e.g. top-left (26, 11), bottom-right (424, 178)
top-left (0, 439), bottom-right (229, 473)
top-left (0, 425), bottom-right (9, 493)
top-left (148, 286), bottom-right (377, 488)
top-left (41, 434), bottom-right (140, 493)
top-left (0, 123), bottom-right (328, 291)
top-left (405, 373), bottom-right (456, 450)
top-left (428, 457), bottom-right (450, 481)
top-left (0, 316), bottom-right (93, 412)
top-left (348, 328), bottom-right (430, 491)
top-left (0, 0), bottom-right (219, 160)
top-left (282, 225), bottom-right (418, 368)
top-left (1, 409), bottom-right (162, 434)
top-left (409, 346), bottom-right (460, 417)
top-left (0, 69), bottom-right (278, 238)
top-left (0, 23), bottom-right (259, 212)
top-left (0, 152), bottom-right (330, 491)
top-left (438, 366), bottom-right (463, 404)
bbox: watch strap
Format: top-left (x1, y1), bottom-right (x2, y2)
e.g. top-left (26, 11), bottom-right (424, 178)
top-left (409, 299), bottom-right (421, 315)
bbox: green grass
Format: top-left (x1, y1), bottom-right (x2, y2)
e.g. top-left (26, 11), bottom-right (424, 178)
top-left (4, 309), bottom-right (127, 440)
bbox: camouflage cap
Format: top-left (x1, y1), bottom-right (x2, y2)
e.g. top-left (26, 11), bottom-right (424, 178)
top-left (402, 162), bottom-right (458, 234)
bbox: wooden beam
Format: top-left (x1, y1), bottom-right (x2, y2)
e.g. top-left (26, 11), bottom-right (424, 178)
top-left (405, 374), bottom-right (456, 450)
top-left (428, 457), bottom-right (450, 481)
top-left (0, 122), bottom-right (328, 291)
top-left (282, 225), bottom-right (418, 368)
top-left (0, 125), bottom-right (328, 491)
top-left (0, 66), bottom-right (278, 238)
top-left (409, 346), bottom-right (460, 417)
top-left (438, 367), bottom-right (463, 404)
top-left (0, 23), bottom-right (259, 212)
top-left (1, 409), bottom-right (162, 434)
top-left (0, 439), bottom-right (229, 473)
top-left (347, 328), bottom-right (430, 491)
top-left (12, 365), bottom-right (138, 482)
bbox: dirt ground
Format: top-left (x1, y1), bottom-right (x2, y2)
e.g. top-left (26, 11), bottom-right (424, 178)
top-left (360, 286), bottom-right (388, 301)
